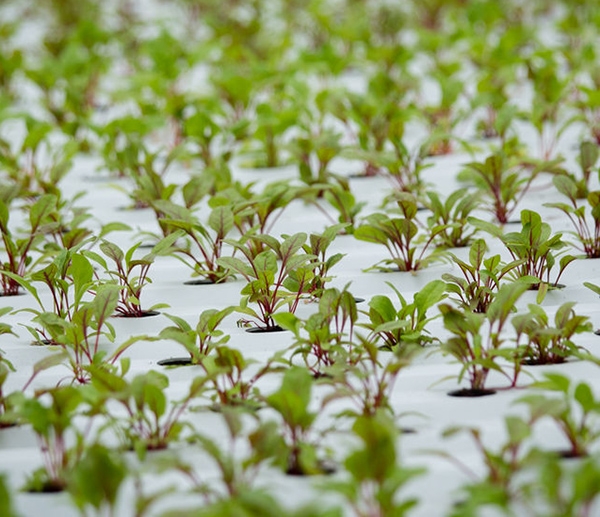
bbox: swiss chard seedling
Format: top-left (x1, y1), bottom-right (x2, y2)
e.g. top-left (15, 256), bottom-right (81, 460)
top-left (354, 193), bottom-right (446, 271)
top-left (218, 233), bottom-right (318, 330)
top-left (360, 280), bottom-right (446, 350)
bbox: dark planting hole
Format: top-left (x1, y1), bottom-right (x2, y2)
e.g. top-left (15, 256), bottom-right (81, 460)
top-left (157, 357), bottom-right (195, 367)
top-left (184, 278), bottom-right (215, 285)
top-left (245, 325), bottom-right (285, 333)
top-left (447, 388), bottom-right (496, 398)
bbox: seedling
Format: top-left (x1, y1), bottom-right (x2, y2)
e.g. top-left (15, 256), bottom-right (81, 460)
top-left (66, 443), bottom-right (128, 517)
top-left (218, 233), bottom-right (318, 330)
top-left (472, 210), bottom-right (576, 294)
top-left (275, 286), bottom-right (357, 377)
top-left (322, 410), bottom-right (424, 515)
top-left (158, 307), bottom-right (234, 365)
top-left (0, 194), bottom-right (56, 296)
top-left (360, 280), bottom-right (446, 350)
top-left (200, 346), bottom-right (284, 410)
top-left (513, 302), bottom-right (592, 365)
top-left (516, 373), bottom-right (600, 458)
top-left (435, 416), bottom-right (535, 515)
top-left (19, 385), bottom-right (101, 492)
top-left (545, 175), bottom-right (600, 258)
top-left (354, 193), bottom-right (446, 271)
top-left (443, 239), bottom-right (525, 314)
top-left (459, 152), bottom-right (540, 224)
top-left (425, 189), bottom-right (479, 248)
top-left (264, 367), bottom-right (332, 475)
top-left (440, 282), bottom-right (529, 393)
top-left (85, 239), bottom-right (170, 317)
top-left (324, 337), bottom-right (420, 417)
top-left (155, 202), bottom-right (236, 283)
top-left (89, 367), bottom-right (209, 455)
top-left (298, 224), bottom-right (346, 299)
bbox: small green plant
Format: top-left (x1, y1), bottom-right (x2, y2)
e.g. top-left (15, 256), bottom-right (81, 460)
top-left (201, 346), bottom-right (284, 410)
top-left (425, 189), bottom-right (479, 248)
top-left (440, 282), bottom-right (529, 393)
top-left (158, 307), bottom-right (234, 365)
top-left (264, 367), bottom-right (333, 475)
top-left (66, 443), bottom-right (128, 517)
top-left (459, 153), bottom-right (541, 224)
top-left (155, 203), bottom-right (236, 283)
top-left (218, 233), bottom-right (318, 330)
top-left (275, 286), bottom-right (357, 377)
top-left (90, 365), bottom-right (208, 455)
top-left (472, 209), bottom-right (576, 294)
top-left (354, 193), bottom-right (446, 272)
top-left (86, 239), bottom-right (170, 317)
top-left (19, 385), bottom-right (101, 492)
top-left (324, 338), bottom-right (419, 417)
top-left (525, 49), bottom-right (575, 160)
top-left (545, 175), bottom-right (600, 258)
top-left (443, 238), bottom-right (525, 313)
top-left (297, 224), bottom-right (346, 300)
top-left (558, 141), bottom-right (599, 199)
top-left (516, 373), bottom-right (600, 458)
top-left (0, 194), bottom-right (56, 296)
top-left (360, 280), bottom-right (446, 350)
top-left (436, 415), bottom-right (535, 516)
top-left (322, 410), bottom-right (425, 515)
top-left (512, 302), bottom-right (592, 365)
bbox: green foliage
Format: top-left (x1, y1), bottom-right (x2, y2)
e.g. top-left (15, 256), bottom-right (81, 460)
top-left (361, 280), bottom-right (446, 349)
top-left (322, 410), bottom-right (425, 515)
top-left (66, 444), bottom-right (128, 515)
top-left (354, 193), bottom-right (446, 271)
top-left (264, 367), bottom-right (331, 475)
top-left (440, 282), bottom-right (529, 391)
top-left (89, 367), bottom-right (208, 455)
top-left (19, 386), bottom-right (99, 492)
top-left (513, 302), bottom-right (592, 365)
top-left (546, 174), bottom-right (600, 257)
top-left (275, 285), bottom-right (357, 376)
top-left (159, 307), bottom-right (233, 364)
top-left (154, 202), bottom-right (236, 283)
top-left (425, 189), bottom-right (479, 248)
top-left (517, 373), bottom-right (600, 457)
top-left (0, 193), bottom-right (56, 295)
top-left (460, 153), bottom-right (541, 224)
top-left (85, 239), bottom-right (171, 317)
top-left (218, 232), bottom-right (317, 330)
top-left (443, 238), bottom-right (525, 313)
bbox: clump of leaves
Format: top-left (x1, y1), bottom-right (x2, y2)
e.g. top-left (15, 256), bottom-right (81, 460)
top-left (513, 302), bottom-right (592, 365)
top-left (155, 203), bottom-right (236, 284)
top-left (264, 367), bottom-right (333, 476)
top-left (516, 373), bottom-right (600, 458)
top-left (0, 194), bottom-right (55, 296)
top-left (459, 152), bottom-right (541, 224)
top-left (275, 286), bottom-right (357, 377)
top-left (360, 280), bottom-right (446, 350)
top-left (472, 209), bottom-right (576, 295)
top-left (218, 233), bottom-right (318, 331)
top-left (322, 410), bottom-right (425, 515)
top-left (442, 238), bottom-right (525, 314)
top-left (354, 193), bottom-right (446, 272)
top-left (158, 307), bottom-right (233, 365)
top-left (90, 365), bottom-right (208, 456)
top-left (440, 282), bottom-right (529, 393)
top-left (19, 386), bottom-right (101, 492)
top-left (545, 175), bottom-right (600, 258)
top-left (425, 189), bottom-right (479, 248)
top-left (85, 239), bottom-right (171, 317)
